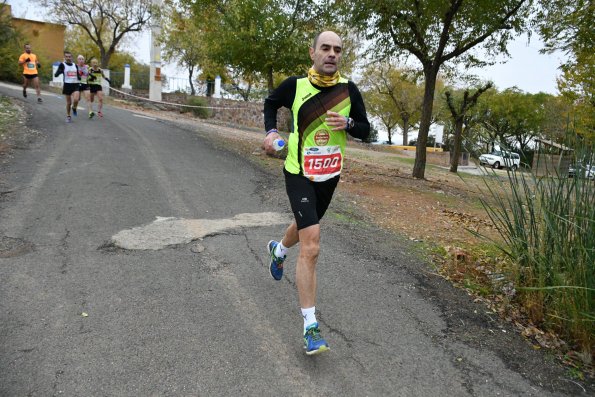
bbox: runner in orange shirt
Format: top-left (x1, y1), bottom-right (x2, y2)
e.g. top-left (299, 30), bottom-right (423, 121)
top-left (18, 44), bottom-right (42, 103)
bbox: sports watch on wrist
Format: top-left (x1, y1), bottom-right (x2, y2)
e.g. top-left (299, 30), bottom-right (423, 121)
top-left (345, 117), bottom-right (354, 130)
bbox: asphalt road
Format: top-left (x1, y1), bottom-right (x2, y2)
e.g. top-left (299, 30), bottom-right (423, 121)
top-left (0, 84), bottom-right (584, 396)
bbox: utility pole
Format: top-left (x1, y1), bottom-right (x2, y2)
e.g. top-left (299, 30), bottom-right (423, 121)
top-left (149, 0), bottom-right (162, 101)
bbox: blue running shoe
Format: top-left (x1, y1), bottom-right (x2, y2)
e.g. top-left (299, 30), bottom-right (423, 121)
top-left (267, 240), bottom-right (285, 281)
top-left (72, 107), bottom-right (77, 116)
top-left (304, 323), bottom-right (329, 355)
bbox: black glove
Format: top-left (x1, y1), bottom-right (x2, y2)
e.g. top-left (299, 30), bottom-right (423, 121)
top-left (88, 74), bottom-right (97, 82)
top-left (36, 63), bottom-right (41, 69)
top-left (105, 77), bottom-right (111, 85)
top-left (25, 58), bottom-right (31, 63)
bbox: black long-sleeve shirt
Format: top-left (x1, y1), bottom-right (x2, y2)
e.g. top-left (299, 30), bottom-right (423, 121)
top-left (264, 76), bottom-right (370, 140)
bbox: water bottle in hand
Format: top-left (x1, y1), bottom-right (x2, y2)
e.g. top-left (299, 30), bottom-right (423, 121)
top-left (272, 138), bottom-right (285, 151)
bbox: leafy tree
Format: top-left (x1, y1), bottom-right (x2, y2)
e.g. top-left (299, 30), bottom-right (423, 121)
top-left (532, 93), bottom-right (570, 144)
top-left (557, 52), bottom-right (595, 142)
top-left (186, 0), bottom-right (321, 93)
top-left (157, 1), bottom-right (211, 96)
top-left (535, 0), bottom-right (594, 142)
top-left (0, 1), bottom-right (21, 82)
top-left (471, 88), bottom-right (507, 151)
top-left (223, 69), bottom-right (268, 101)
top-left (364, 124), bottom-right (379, 143)
top-left (335, 0), bottom-right (532, 179)
top-left (35, 0), bottom-right (152, 68)
top-left (363, 64), bottom-right (425, 146)
top-left (360, 63), bottom-right (419, 145)
top-left (445, 83), bottom-right (493, 172)
top-left (507, 92), bottom-right (548, 158)
top-left (108, 52), bottom-right (151, 90)
top-left (63, 26), bottom-right (150, 89)
top-left (63, 25), bottom-right (100, 64)
top-left (535, 0), bottom-right (593, 61)
top-left (475, 88), bottom-right (547, 163)
top-left (362, 87), bottom-right (400, 145)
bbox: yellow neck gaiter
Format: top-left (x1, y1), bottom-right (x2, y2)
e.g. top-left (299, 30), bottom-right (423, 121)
top-left (307, 67), bottom-right (341, 88)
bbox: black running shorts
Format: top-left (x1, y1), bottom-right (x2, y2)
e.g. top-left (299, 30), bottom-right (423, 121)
top-left (62, 83), bottom-right (79, 96)
top-left (284, 168), bottom-right (340, 230)
top-left (90, 84), bottom-right (102, 93)
top-left (23, 74), bottom-right (38, 79)
top-left (79, 83), bottom-right (90, 91)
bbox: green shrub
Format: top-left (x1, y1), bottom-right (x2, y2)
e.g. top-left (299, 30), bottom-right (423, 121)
top-left (477, 144), bottom-right (594, 358)
top-left (185, 96), bottom-right (211, 119)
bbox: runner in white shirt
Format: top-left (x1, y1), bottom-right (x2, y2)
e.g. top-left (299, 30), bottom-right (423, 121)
top-left (74, 55), bottom-right (90, 117)
top-left (54, 51), bottom-right (81, 123)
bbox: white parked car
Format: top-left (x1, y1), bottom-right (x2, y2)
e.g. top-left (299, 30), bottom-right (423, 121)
top-left (568, 163), bottom-right (594, 179)
top-left (479, 150), bottom-right (521, 170)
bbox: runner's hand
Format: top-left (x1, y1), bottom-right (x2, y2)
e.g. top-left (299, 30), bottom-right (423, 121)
top-left (263, 131), bottom-right (282, 154)
top-left (25, 58), bottom-right (30, 63)
top-left (325, 110), bottom-right (348, 131)
top-left (36, 63), bottom-right (41, 69)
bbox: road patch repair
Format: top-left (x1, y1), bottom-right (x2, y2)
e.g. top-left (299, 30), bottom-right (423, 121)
top-left (0, 236), bottom-right (34, 258)
top-left (110, 212), bottom-right (288, 250)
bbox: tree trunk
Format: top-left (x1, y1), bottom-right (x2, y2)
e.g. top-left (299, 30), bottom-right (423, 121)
top-left (243, 81), bottom-right (252, 102)
top-left (188, 66), bottom-right (195, 96)
top-left (402, 117), bottom-right (409, 146)
top-left (413, 67), bottom-right (438, 179)
top-left (387, 126), bottom-right (392, 145)
top-left (449, 118), bottom-right (464, 173)
top-left (99, 47), bottom-right (108, 68)
top-left (267, 66), bottom-right (274, 94)
top-left (99, 46), bottom-right (115, 69)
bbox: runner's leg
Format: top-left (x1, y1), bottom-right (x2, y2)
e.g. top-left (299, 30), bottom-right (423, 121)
top-left (295, 224), bottom-right (320, 309)
top-left (88, 92), bottom-right (95, 113)
top-left (22, 76), bottom-right (28, 97)
top-left (65, 94), bottom-right (72, 116)
top-left (72, 90), bottom-right (80, 114)
top-left (97, 91), bottom-right (103, 114)
top-left (33, 76), bottom-right (41, 98)
top-left (83, 89), bottom-right (90, 107)
top-left (281, 221), bottom-right (299, 248)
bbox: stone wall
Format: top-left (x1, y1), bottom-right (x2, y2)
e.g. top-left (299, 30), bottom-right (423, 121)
top-left (110, 90), bottom-right (292, 132)
top-left (426, 151), bottom-right (470, 167)
top-left (206, 97), bottom-right (291, 131)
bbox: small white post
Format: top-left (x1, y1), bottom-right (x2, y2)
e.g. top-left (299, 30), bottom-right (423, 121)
top-left (214, 75), bottom-right (221, 98)
top-left (122, 64), bottom-right (132, 90)
top-left (102, 69), bottom-right (111, 96)
top-left (149, 0), bottom-right (163, 101)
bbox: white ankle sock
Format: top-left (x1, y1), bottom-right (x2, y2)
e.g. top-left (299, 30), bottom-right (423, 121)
top-left (275, 241), bottom-right (288, 258)
top-left (301, 307), bottom-right (317, 333)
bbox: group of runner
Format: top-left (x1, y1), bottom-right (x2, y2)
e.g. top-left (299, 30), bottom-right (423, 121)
top-left (19, 44), bottom-right (110, 123)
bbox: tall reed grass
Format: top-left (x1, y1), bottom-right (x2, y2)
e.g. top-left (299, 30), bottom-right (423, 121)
top-left (478, 146), bottom-right (594, 360)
